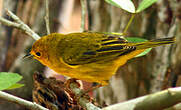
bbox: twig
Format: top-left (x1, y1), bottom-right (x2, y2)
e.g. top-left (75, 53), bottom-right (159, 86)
top-left (0, 91), bottom-right (48, 110)
top-left (102, 87), bottom-right (181, 110)
top-left (44, 0), bottom-right (50, 34)
top-left (0, 10), bottom-right (40, 40)
top-left (70, 82), bottom-right (101, 110)
top-left (80, 0), bottom-right (86, 32)
top-left (6, 10), bottom-right (40, 40)
top-left (0, 17), bottom-right (20, 27)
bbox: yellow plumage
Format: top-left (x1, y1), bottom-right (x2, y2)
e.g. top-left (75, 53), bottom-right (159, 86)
top-left (30, 32), bottom-right (175, 85)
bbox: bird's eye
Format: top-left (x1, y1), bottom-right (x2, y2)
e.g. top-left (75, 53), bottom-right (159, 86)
top-left (36, 52), bottom-right (41, 56)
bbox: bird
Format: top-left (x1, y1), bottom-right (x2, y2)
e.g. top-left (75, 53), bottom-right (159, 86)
top-left (29, 32), bottom-right (175, 86)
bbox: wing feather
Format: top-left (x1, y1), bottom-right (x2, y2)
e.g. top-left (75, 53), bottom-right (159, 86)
top-left (62, 33), bottom-right (136, 65)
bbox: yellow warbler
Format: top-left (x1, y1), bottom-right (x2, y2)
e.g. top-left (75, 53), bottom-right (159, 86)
top-left (30, 32), bottom-right (175, 86)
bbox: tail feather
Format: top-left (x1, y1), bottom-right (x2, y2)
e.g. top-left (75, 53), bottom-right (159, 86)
top-left (149, 37), bottom-right (176, 43)
top-left (131, 37), bottom-right (176, 49)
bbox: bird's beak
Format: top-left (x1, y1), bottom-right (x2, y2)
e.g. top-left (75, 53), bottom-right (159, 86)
top-left (23, 53), bottom-right (33, 59)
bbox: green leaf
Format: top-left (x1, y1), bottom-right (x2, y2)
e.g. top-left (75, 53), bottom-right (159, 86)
top-left (6, 83), bottom-right (24, 90)
top-left (0, 72), bottom-right (23, 90)
top-left (125, 37), bottom-right (152, 57)
top-left (136, 0), bottom-right (158, 13)
top-left (125, 37), bottom-right (148, 43)
top-left (105, 0), bottom-right (135, 13)
top-left (135, 48), bottom-right (152, 57)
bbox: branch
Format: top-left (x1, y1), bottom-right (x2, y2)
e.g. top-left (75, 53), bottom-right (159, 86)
top-left (44, 0), bottom-right (50, 34)
top-left (166, 103), bottom-right (181, 110)
top-left (0, 17), bottom-right (20, 27)
top-left (69, 82), bottom-right (101, 110)
top-left (102, 87), bottom-right (181, 110)
top-left (80, 0), bottom-right (86, 32)
top-left (0, 10), bottom-right (40, 40)
top-left (0, 91), bottom-right (48, 110)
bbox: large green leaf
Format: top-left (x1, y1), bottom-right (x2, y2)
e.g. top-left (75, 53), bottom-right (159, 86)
top-left (125, 37), bottom-right (152, 57)
top-left (105, 0), bottom-right (135, 13)
top-left (136, 0), bottom-right (158, 13)
top-left (0, 72), bottom-right (23, 90)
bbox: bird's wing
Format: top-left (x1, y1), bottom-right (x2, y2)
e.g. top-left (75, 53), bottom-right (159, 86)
top-left (62, 34), bottom-right (136, 65)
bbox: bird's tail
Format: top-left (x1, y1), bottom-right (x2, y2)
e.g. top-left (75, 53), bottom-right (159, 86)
top-left (129, 37), bottom-right (176, 49)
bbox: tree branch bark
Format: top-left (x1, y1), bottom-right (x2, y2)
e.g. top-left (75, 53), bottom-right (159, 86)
top-left (0, 91), bottom-right (48, 110)
top-left (0, 10), bottom-right (40, 40)
top-left (102, 87), bottom-right (181, 110)
top-left (69, 82), bottom-right (101, 110)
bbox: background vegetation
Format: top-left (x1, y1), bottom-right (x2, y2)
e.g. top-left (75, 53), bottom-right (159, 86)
top-left (0, 0), bottom-right (181, 110)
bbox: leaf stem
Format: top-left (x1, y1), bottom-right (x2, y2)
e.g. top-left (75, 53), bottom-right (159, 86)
top-left (123, 14), bottom-right (135, 35)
